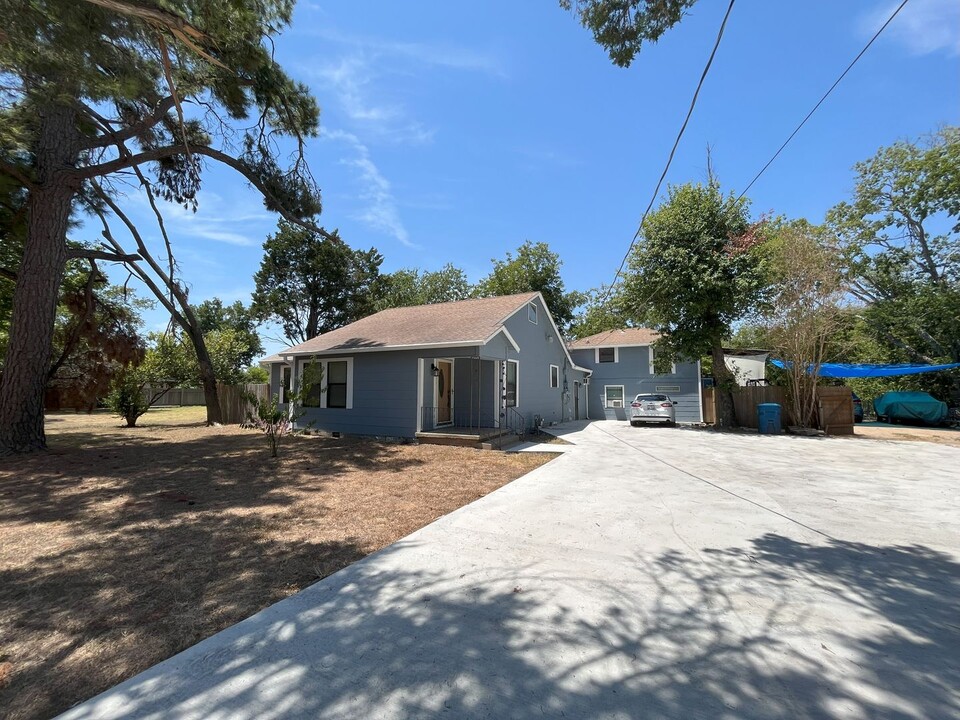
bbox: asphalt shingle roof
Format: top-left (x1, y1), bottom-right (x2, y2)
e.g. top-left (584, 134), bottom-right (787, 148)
top-left (567, 327), bottom-right (660, 348)
top-left (262, 292), bottom-right (540, 358)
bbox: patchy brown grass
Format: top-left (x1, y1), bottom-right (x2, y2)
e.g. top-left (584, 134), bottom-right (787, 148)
top-left (854, 422), bottom-right (960, 448)
top-left (0, 408), bottom-right (552, 720)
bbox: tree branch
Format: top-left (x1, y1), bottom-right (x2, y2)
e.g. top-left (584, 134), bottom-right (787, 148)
top-left (76, 143), bottom-right (336, 240)
top-left (79, 97), bottom-right (178, 150)
top-left (855, 314), bottom-right (936, 364)
top-left (49, 259), bottom-right (100, 380)
top-left (80, 0), bottom-right (229, 69)
top-left (66, 248), bottom-right (142, 263)
top-left (0, 160), bottom-right (35, 189)
top-left (89, 194), bottom-right (188, 329)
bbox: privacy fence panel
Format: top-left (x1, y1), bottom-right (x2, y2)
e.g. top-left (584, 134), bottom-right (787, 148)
top-left (703, 385), bottom-right (851, 434)
top-left (217, 383), bottom-right (270, 425)
top-left (142, 385), bottom-right (205, 407)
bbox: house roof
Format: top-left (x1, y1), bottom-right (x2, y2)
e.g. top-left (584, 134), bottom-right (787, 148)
top-left (567, 327), bottom-right (660, 349)
top-left (261, 292), bottom-right (541, 358)
top-left (258, 353), bottom-right (285, 365)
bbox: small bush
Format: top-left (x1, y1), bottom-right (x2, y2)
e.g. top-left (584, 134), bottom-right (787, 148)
top-left (107, 373), bottom-right (152, 428)
top-left (245, 392), bottom-right (304, 457)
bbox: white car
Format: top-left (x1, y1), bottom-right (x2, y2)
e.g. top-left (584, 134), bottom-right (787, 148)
top-left (629, 394), bottom-right (678, 426)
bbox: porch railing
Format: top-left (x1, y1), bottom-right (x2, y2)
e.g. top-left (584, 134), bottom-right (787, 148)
top-left (420, 406), bottom-right (498, 431)
top-left (503, 406), bottom-right (526, 438)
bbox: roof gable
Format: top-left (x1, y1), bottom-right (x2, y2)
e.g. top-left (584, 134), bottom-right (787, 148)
top-left (567, 327), bottom-right (660, 349)
top-left (267, 292), bottom-right (540, 356)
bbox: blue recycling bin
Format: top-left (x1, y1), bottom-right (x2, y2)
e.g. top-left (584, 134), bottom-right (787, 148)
top-left (757, 403), bottom-right (782, 434)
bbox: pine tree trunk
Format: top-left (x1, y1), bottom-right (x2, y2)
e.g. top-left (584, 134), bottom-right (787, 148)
top-left (0, 106), bottom-right (81, 454)
top-left (711, 344), bottom-right (738, 428)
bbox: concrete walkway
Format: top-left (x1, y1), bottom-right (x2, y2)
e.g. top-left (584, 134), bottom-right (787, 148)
top-left (61, 422), bottom-right (960, 719)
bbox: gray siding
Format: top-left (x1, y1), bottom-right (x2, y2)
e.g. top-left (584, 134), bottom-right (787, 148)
top-left (258, 295), bottom-right (590, 438)
top-left (486, 295), bottom-right (589, 429)
top-left (288, 345), bottom-right (482, 439)
top-left (570, 345), bottom-right (702, 423)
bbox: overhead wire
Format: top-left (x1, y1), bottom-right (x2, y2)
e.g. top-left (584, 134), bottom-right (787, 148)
top-left (736, 0), bottom-right (911, 200)
top-left (601, 0), bottom-right (736, 306)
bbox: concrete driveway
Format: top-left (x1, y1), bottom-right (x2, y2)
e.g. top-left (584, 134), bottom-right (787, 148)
top-left (62, 422), bottom-right (960, 720)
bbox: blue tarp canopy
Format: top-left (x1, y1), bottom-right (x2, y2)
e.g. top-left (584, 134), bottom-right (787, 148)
top-left (769, 359), bottom-right (960, 378)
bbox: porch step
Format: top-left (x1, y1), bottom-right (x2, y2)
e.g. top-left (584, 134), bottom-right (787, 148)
top-left (416, 431), bottom-right (521, 450)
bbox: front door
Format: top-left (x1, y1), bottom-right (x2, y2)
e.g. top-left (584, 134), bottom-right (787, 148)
top-left (574, 382), bottom-right (580, 420)
top-left (436, 359), bottom-right (453, 425)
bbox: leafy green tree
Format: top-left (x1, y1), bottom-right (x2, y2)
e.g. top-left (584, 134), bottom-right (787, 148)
top-left (2, 226), bottom-right (149, 407)
top-left (623, 181), bottom-right (767, 426)
top-left (568, 285), bottom-right (636, 339)
top-left (108, 332), bottom-right (194, 428)
top-left (828, 127), bottom-right (960, 372)
top-left (1, 0), bottom-right (324, 453)
top-left (202, 328), bottom-right (259, 386)
top-left (760, 222), bottom-right (848, 428)
top-left (377, 264), bottom-right (472, 310)
top-left (192, 298), bottom-right (264, 371)
top-left (475, 241), bottom-right (584, 330)
top-left (243, 366), bottom-right (269, 384)
top-left (561, 0), bottom-right (698, 67)
top-left (253, 221), bottom-right (384, 344)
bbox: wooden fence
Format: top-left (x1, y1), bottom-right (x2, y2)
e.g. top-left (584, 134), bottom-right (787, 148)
top-left (217, 382), bottom-right (270, 425)
top-left (702, 385), bottom-right (853, 435)
top-left (142, 385), bottom-right (205, 407)
top-left (815, 386), bottom-right (855, 436)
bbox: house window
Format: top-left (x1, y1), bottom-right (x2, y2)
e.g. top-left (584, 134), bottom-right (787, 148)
top-left (528, 302), bottom-right (538, 324)
top-left (302, 361), bottom-right (323, 407)
top-left (505, 360), bottom-right (518, 407)
top-left (280, 366), bottom-right (291, 403)
top-left (604, 386), bottom-right (625, 408)
top-left (327, 361), bottom-right (348, 409)
top-left (649, 346), bottom-right (676, 375)
top-left (597, 347), bottom-right (617, 363)
top-left (299, 358), bottom-right (353, 409)
top-left (549, 364), bottom-right (559, 389)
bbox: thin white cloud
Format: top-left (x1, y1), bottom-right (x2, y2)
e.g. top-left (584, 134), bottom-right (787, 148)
top-left (119, 189), bottom-right (270, 248)
top-left (325, 129), bottom-right (420, 249)
top-left (303, 26), bottom-right (506, 77)
top-left (859, 0), bottom-right (960, 56)
top-left (308, 55), bottom-right (436, 145)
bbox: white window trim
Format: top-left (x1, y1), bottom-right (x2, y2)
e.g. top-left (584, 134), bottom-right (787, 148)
top-left (506, 359), bottom-right (520, 407)
top-left (595, 346), bottom-right (619, 364)
top-left (528, 302), bottom-right (538, 325)
top-left (604, 385), bottom-right (625, 409)
top-left (549, 364), bottom-right (559, 389)
top-left (299, 357), bottom-right (354, 410)
top-left (649, 346), bottom-right (676, 376)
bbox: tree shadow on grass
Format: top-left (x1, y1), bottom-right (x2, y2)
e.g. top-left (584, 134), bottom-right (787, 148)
top-left (0, 431), bottom-right (435, 719)
top-left (55, 532), bottom-right (960, 720)
top-left (0, 431), bottom-right (425, 526)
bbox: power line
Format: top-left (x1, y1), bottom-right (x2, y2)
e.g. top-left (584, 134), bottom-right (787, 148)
top-left (737, 0), bottom-right (910, 200)
top-left (603, 0), bottom-right (736, 304)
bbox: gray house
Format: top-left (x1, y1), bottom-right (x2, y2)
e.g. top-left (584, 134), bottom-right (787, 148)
top-left (568, 328), bottom-right (703, 424)
top-left (259, 292), bottom-right (591, 443)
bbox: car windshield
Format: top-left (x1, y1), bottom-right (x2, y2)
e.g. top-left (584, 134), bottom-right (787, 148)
top-left (636, 394), bottom-right (668, 402)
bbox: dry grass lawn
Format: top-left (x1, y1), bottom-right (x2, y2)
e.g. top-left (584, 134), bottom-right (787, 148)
top-left (854, 422), bottom-right (960, 448)
top-left (0, 407), bottom-right (552, 720)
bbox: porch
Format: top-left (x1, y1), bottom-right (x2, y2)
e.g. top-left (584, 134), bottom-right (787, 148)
top-left (416, 352), bottom-right (525, 448)
top-left (416, 404), bottom-right (526, 449)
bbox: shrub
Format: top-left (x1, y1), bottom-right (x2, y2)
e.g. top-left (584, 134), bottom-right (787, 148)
top-left (107, 372), bottom-right (152, 428)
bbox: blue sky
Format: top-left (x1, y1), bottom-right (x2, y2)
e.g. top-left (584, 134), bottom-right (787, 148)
top-left (101, 0), bottom-right (960, 355)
